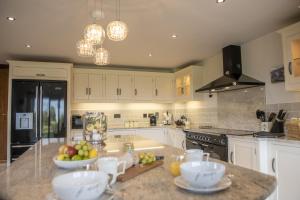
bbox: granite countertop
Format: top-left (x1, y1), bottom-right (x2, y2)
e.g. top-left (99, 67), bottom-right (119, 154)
top-left (0, 136), bottom-right (276, 200)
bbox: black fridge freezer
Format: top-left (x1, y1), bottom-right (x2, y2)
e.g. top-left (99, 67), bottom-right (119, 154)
top-left (11, 80), bottom-right (67, 161)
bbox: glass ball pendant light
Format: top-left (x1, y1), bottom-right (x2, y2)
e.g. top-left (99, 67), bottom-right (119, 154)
top-left (84, 24), bottom-right (105, 45)
top-left (76, 39), bottom-right (95, 57)
top-left (94, 47), bottom-right (110, 65)
top-left (107, 20), bottom-right (128, 41)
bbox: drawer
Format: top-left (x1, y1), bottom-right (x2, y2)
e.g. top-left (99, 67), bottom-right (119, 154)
top-left (13, 66), bottom-right (68, 79)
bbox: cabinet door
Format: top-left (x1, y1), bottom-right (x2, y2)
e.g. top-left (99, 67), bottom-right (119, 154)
top-left (73, 73), bottom-right (89, 100)
top-left (134, 75), bottom-right (153, 100)
top-left (105, 73), bottom-right (119, 100)
top-left (183, 74), bottom-right (191, 97)
top-left (284, 33), bottom-right (300, 91)
top-left (118, 73), bottom-right (134, 100)
top-left (89, 73), bottom-right (105, 100)
top-left (175, 76), bottom-right (183, 97)
top-left (269, 144), bottom-right (300, 200)
top-left (136, 129), bottom-right (166, 145)
top-left (155, 76), bottom-right (173, 100)
top-left (229, 139), bottom-right (257, 170)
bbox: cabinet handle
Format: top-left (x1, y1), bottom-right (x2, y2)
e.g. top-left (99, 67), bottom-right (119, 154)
top-left (181, 87), bottom-right (184, 95)
top-left (182, 140), bottom-right (185, 149)
top-left (134, 89), bottom-right (137, 96)
top-left (86, 88), bottom-right (89, 95)
top-left (272, 158), bottom-right (276, 173)
top-left (155, 89), bottom-right (158, 96)
top-left (36, 73), bottom-right (45, 77)
top-left (230, 152), bottom-right (234, 163)
top-left (288, 61), bottom-right (292, 75)
top-left (89, 88), bottom-right (91, 95)
top-left (119, 88), bottom-right (122, 95)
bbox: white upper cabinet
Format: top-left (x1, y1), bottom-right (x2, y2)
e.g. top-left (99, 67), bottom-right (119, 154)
top-left (105, 73), bottom-right (119, 100)
top-left (74, 73), bottom-right (89, 100)
top-left (8, 60), bottom-right (72, 80)
top-left (73, 69), bottom-right (173, 102)
top-left (73, 69), bottom-right (105, 102)
top-left (105, 71), bottom-right (134, 100)
top-left (134, 73), bottom-right (154, 100)
top-left (154, 74), bottom-right (174, 101)
top-left (118, 72), bottom-right (134, 100)
top-left (89, 73), bottom-right (105, 100)
top-left (174, 65), bottom-right (203, 101)
top-left (278, 22), bottom-right (300, 91)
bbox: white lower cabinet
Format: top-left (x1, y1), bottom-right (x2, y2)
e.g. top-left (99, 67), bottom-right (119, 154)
top-left (107, 129), bottom-right (136, 136)
top-left (167, 128), bottom-right (186, 150)
top-left (268, 143), bottom-right (300, 200)
top-left (135, 128), bottom-right (167, 145)
top-left (228, 138), bottom-right (258, 170)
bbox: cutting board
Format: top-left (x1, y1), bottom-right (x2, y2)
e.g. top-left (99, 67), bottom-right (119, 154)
top-left (117, 160), bottom-right (164, 182)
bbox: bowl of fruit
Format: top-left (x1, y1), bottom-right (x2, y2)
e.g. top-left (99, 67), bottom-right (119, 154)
top-left (53, 141), bottom-right (98, 169)
top-left (139, 152), bottom-right (156, 165)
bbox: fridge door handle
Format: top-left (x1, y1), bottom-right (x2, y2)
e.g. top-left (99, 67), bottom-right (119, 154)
top-left (39, 85), bottom-right (43, 139)
top-left (35, 85), bottom-right (38, 140)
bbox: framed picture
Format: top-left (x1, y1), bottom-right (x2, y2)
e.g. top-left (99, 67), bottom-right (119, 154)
top-left (270, 66), bottom-right (285, 83)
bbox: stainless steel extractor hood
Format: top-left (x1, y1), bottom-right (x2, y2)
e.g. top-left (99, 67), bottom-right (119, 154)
top-left (195, 45), bottom-right (265, 93)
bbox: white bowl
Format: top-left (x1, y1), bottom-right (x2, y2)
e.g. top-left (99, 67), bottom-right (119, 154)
top-left (180, 161), bottom-right (225, 188)
top-left (53, 157), bottom-right (97, 169)
top-left (52, 171), bottom-right (108, 200)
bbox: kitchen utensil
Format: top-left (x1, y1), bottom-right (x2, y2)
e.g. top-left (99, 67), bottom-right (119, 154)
top-left (117, 160), bottom-right (164, 182)
top-left (280, 112), bottom-right (287, 120)
top-left (174, 175), bottom-right (232, 194)
top-left (180, 161), bottom-right (225, 188)
top-left (185, 149), bottom-right (209, 162)
top-left (278, 109), bottom-right (284, 119)
top-left (97, 157), bottom-right (127, 185)
top-left (260, 122), bottom-right (273, 132)
top-left (52, 171), bottom-right (110, 200)
top-left (268, 113), bottom-right (276, 122)
top-left (53, 157), bottom-right (97, 169)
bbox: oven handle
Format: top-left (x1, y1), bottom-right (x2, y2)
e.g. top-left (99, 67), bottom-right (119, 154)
top-left (186, 139), bottom-right (198, 145)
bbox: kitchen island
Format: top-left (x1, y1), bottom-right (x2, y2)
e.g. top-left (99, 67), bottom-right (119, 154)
top-left (0, 135), bottom-right (276, 200)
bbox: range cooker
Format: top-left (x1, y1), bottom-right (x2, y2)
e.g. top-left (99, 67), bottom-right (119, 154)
top-left (185, 131), bottom-right (228, 162)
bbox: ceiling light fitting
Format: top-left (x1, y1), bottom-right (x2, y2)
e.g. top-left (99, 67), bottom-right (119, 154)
top-left (216, 0), bottom-right (226, 3)
top-left (76, 0), bottom-right (129, 65)
top-left (171, 34), bottom-right (177, 38)
top-left (6, 17), bottom-right (16, 21)
top-left (25, 44), bottom-right (31, 48)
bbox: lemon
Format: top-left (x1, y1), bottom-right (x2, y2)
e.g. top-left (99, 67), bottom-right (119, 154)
top-left (170, 161), bottom-right (181, 177)
top-left (89, 149), bottom-right (98, 158)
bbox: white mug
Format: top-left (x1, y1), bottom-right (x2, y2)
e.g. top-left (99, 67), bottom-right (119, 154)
top-left (185, 149), bottom-right (209, 162)
top-left (97, 156), bottom-right (127, 184)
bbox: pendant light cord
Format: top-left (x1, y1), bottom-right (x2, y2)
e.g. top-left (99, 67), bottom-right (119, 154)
top-left (116, 0), bottom-right (120, 21)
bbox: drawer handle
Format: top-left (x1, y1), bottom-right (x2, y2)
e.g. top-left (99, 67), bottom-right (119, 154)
top-left (36, 73), bottom-right (45, 77)
top-left (182, 140), bottom-right (185, 149)
top-left (288, 61), bottom-right (292, 75)
top-left (12, 145), bottom-right (33, 148)
top-left (272, 158), bottom-right (276, 173)
top-left (230, 152), bottom-right (234, 163)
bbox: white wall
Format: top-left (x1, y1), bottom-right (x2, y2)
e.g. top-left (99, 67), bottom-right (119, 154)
top-left (242, 32), bottom-right (300, 104)
top-left (201, 32), bottom-right (300, 105)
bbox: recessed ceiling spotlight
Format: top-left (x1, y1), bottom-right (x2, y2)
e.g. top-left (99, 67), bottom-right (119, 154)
top-left (171, 34), bottom-right (177, 39)
top-left (25, 44), bottom-right (31, 48)
top-left (148, 53), bottom-right (152, 57)
top-left (216, 0), bottom-right (226, 3)
top-left (6, 16), bottom-right (16, 21)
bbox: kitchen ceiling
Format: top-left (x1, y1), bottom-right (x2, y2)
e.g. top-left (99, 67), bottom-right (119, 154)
top-left (0, 0), bottom-right (299, 69)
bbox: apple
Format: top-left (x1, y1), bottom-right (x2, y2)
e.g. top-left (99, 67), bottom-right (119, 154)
top-left (58, 145), bottom-right (68, 154)
top-left (65, 146), bottom-right (78, 157)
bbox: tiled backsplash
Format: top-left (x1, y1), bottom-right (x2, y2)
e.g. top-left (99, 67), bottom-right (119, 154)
top-left (72, 103), bottom-right (172, 128)
top-left (71, 87), bottom-right (277, 131)
top-left (266, 102), bottom-right (300, 119)
top-left (217, 87), bottom-right (266, 131)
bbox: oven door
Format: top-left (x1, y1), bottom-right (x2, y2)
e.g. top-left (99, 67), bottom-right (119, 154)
top-left (186, 139), bottom-right (228, 162)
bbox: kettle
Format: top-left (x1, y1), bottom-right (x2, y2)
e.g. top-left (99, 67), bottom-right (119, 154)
top-left (150, 115), bottom-right (157, 126)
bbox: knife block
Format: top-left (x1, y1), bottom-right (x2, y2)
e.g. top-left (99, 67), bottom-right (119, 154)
top-left (270, 119), bottom-right (284, 133)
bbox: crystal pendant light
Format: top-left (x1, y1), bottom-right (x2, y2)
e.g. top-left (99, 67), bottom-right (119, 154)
top-left (76, 39), bottom-right (95, 57)
top-left (84, 24), bottom-right (105, 45)
top-left (107, 0), bottom-right (128, 41)
top-left (94, 47), bottom-right (110, 65)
